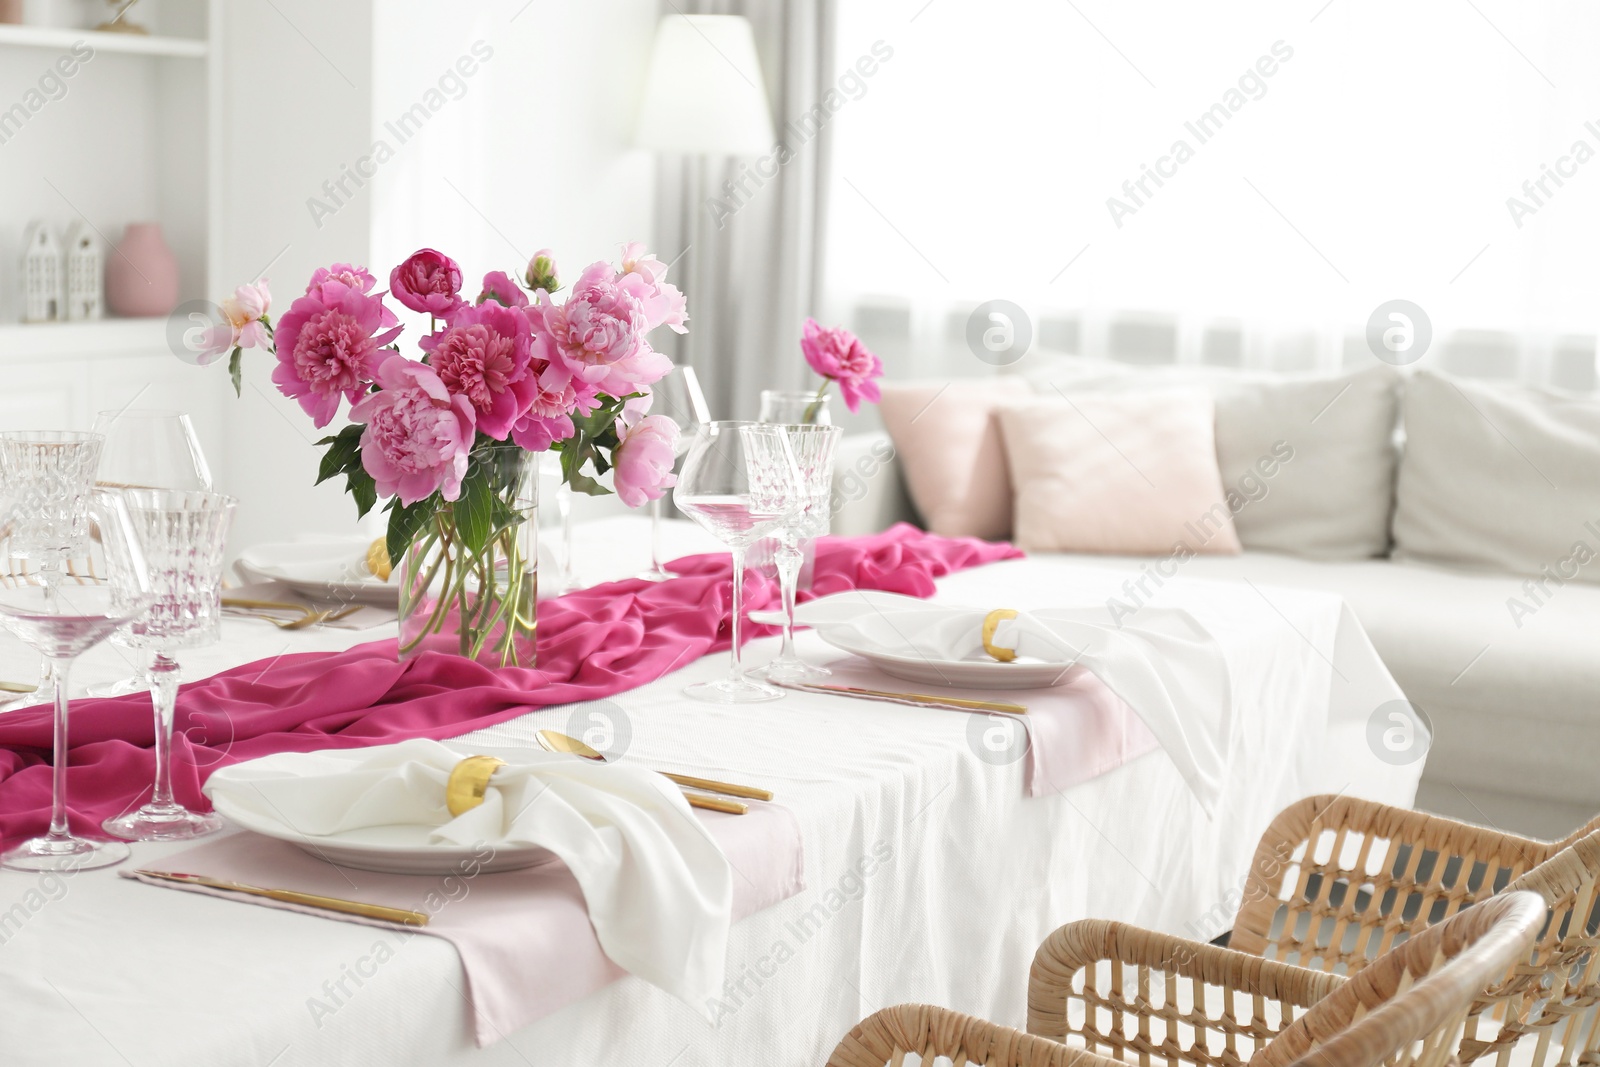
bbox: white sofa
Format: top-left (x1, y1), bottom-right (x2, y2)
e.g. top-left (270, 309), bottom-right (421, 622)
top-left (829, 372), bottom-right (1600, 840)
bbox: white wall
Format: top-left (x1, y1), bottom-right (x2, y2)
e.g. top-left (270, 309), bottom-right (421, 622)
top-left (214, 0), bottom-right (659, 551)
top-left (211, 0), bottom-right (379, 552)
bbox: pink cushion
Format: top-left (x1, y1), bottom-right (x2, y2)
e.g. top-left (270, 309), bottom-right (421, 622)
top-left (878, 380), bottom-right (1017, 541)
top-left (996, 390), bottom-right (1242, 555)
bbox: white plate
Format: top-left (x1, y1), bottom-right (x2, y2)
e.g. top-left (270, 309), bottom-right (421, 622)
top-left (811, 629), bottom-right (1076, 690)
top-left (235, 537), bottom-right (399, 608)
top-left (209, 747), bottom-right (557, 875)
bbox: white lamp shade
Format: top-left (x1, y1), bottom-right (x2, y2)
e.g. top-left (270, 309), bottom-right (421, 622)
top-left (635, 14), bottom-right (776, 155)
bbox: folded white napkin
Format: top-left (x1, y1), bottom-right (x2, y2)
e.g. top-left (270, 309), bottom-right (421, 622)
top-left (794, 591), bottom-right (1232, 814)
top-left (204, 739), bottom-right (733, 1012)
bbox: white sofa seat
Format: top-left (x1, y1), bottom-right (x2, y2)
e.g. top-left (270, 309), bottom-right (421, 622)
top-left (831, 432), bottom-right (1600, 838)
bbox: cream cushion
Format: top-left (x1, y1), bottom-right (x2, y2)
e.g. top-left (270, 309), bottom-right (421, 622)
top-left (1393, 369), bottom-right (1600, 583)
top-left (995, 391), bottom-right (1242, 556)
top-left (1022, 357), bottom-right (1401, 559)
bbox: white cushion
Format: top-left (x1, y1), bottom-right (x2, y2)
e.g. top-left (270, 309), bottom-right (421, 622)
top-left (1393, 369), bottom-right (1600, 583)
top-left (1021, 357), bottom-right (1401, 561)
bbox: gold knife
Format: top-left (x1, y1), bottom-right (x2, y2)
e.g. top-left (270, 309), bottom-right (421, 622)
top-left (134, 869), bottom-right (429, 926)
top-left (778, 681), bottom-right (1027, 716)
top-left (683, 793), bottom-right (748, 815)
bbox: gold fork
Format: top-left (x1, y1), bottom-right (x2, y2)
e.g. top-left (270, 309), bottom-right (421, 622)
top-left (224, 599), bottom-right (362, 630)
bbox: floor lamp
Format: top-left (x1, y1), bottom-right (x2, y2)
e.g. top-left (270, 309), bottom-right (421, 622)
top-left (636, 13), bottom-right (776, 419)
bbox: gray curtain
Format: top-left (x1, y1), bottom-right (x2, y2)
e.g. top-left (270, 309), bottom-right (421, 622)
top-left (653, 0), bottom-right (837, 423)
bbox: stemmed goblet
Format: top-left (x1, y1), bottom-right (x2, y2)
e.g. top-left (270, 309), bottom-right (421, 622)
top-left (638, 364), bottom-right (711, 582)
top-left (0, 430), bottom-right (105, 711)
top-left (103, 490), bottom-right (236, 841)
top-left (91, 409), bottom-right (213, 492)
top-left (89, 409), bottom-right (215, 698)
top-left (0, 490), bottom-right (156, 871)
top-left (674, 422), bottom-right (804, 704)
top-left (754, 424), bottom-right (841, 685)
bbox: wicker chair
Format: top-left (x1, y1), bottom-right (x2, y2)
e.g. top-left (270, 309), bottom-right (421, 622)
top-left (1228, 796), bottom-right (1600, 1066)
top-left (829, 892), bottom-right (1546, 1067)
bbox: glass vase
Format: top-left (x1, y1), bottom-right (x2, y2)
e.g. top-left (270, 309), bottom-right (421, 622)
top-left (397, 443), bottom-right (538, 669)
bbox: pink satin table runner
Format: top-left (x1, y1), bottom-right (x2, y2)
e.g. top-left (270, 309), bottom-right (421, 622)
top-left (0, 525), bottom-right (1022, 846)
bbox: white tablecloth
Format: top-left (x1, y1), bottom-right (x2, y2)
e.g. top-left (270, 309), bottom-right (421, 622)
top-left (0, 518), bottom-right (1420, 1066)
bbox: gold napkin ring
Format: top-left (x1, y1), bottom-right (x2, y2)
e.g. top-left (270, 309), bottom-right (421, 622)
top-left (445, 755), bottom-right (506, 817)
top-left (982, 608), bottom-right (1019, 663)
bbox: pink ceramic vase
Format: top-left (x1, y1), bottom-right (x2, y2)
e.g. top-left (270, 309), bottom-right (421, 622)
top-left (106, 223), bottom-right (180, 317)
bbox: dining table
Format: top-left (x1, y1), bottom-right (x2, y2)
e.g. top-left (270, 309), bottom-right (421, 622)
top-left (0, 516), bottom-right (1423, 1066)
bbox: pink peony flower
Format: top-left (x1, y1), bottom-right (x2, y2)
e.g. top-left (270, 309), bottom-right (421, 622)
top-left (524, 249), bottom-right (559, 294)
top-left (801, 317), bottom-right (883, 414)
top-left (419, 301), bottom-right (535, 441)
top-left (508, 361), bottom-right (589, 452)
top-left (271, 281), bottom-right (403, 427)
top-left (476, 270), bottom-right (528, 308)
top-left (349, 358), bottom-right (476, 506)
top-left (389, 248), bottom-right (464, 316)
top-left (537, 262), bottom-right (672, 398)
top-left (611, 413), bottom-right (679, 508)
top-left (307, 263), bottom-right (376, 294)
top-left (617, 242), bottom-right (688, 334)
top-left (197, 278), bottom-right (272, 364)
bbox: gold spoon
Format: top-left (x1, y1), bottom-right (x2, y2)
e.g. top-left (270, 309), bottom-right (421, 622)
top-left (534, 730), bottom-right (759, 815)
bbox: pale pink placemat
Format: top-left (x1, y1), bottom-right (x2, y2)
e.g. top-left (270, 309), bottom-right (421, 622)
top-left (121, 802), bottom-right (804, 1046)
top-left (817, 660), bottom-right (1162, 796)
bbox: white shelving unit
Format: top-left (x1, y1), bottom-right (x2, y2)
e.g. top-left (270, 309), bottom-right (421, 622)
top-left (0, 0), bottom-right (215, 352)
top-left (0, 317), bottom-right (175, 359)
top-left (0, 23), bottom-right (207, 58)
top-left (0, 1), bottom-right (224, 482)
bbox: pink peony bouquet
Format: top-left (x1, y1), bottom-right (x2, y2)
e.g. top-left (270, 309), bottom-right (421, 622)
top-left (799, 317), bottom-right (883, 418)
top-left (201, 243), bottom-right (688, 564)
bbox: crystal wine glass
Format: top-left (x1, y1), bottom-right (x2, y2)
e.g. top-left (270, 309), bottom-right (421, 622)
top-left (758, 389), bottom-right (832, 426)
top-left (674, 422), bottom-right (803, 704)
top-left (638, 365), bottom-right (711, 582)
top-left (0, 430), bottom-right (104, 574)
top-left (103, 490), bottom-right (235, 842)
top-left (0, 430), bottom-right (105, 712)
top-left (754, 424), bottom-right (841, 685)
top-left (89, 409), bottom-right (214, 698)
top-left (0, 490), bottom-right (155, 872)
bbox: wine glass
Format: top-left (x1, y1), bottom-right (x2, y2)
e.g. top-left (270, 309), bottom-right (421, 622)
top-left (103, 490), bottom-right (235, 842)
top-left (638, 365), bottom-right (711, 581)
top-left (0, 430), bottom-right (105, 712)
top-left (674, 422), bottom-right (803, 704)
top-left (88, 409), bottom-right (213, 698)
top-left (754, 424), bottom-right (842, 685)
top-left (0, 490), bottom-right (155, 872)
top-left (758, 390), bottom-right (832, 426)
top-left (90, 409), bottom-right (213, 492)
top-left (0, 430), bottom-right (104, 573)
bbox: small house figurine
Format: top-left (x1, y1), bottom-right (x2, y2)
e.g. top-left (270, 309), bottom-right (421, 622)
top-left (63, 220), bottom-right (103, 321)
top-left (22, 221), bottom-right (63, 323)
